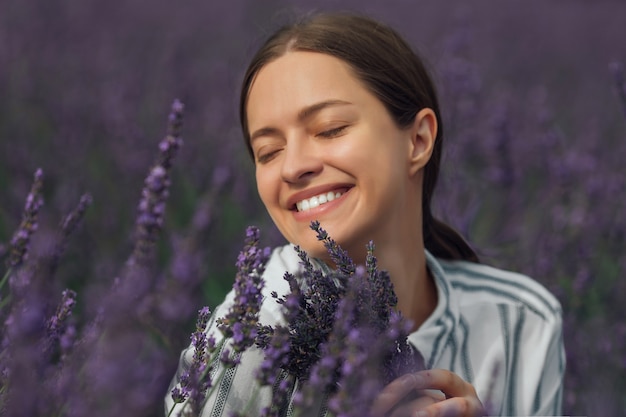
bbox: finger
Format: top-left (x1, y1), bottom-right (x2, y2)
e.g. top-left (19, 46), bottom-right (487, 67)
top-left (387, 391), bottom-right (445, 417)
top-left (370, 374), bottom-right (428, 416)
top-left (415, 369), bottom-right (477, 399)
top-left (420, 396), bottom-right (485, 417)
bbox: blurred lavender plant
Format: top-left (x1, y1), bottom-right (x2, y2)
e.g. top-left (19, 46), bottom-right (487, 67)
top-left (0, 168), bottom-right (87, 416)
top-left (129, 98), bottom-right (184, 268)
top-left (48, 193), bottom-right (93, 276)
top-left (0, 99), bottom-right (191, 417)
top-left (6, 169), bottom-right (44, 268)
top-left (61, 99), bottom-right (187, 417)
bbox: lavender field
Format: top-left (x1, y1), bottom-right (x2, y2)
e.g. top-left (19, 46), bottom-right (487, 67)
top-left (1, 0), bottom-right (625, 416)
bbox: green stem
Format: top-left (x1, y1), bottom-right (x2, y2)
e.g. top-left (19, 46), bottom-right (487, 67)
top-left (0, 269), bottom-right (12, 312)
top-left (0, 295), bottom-right (11, 312)
top-left (166, 402), bottom-right (177, 417)
top-left (0, 268), bottom-right (11, 295)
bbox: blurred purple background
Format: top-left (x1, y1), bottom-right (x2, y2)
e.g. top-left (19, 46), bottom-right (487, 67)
top-left (1, 0), bottom-right (625, 415)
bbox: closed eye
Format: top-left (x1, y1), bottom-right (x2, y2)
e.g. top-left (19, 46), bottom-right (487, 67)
top-left (316, 125), bottom-right (349, 139)
top-left (256, 149), bottom-right (281, 164)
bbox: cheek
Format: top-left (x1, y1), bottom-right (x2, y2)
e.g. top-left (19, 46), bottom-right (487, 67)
top-left (255, 168), bottom-right (278, 207)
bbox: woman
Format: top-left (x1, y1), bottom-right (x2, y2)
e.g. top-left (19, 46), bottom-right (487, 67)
top-left (167, 12), bottom-right (564, 417)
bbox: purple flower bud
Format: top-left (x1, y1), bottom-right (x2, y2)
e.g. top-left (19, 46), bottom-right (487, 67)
top-left (217, 226), bottom-right (269, 355)
top-left (128, 102), bottom-right (184, 268)
top-left (8, 169), bottom-right (44, 269)
top-left (171, 386), bottom-right (188, 404)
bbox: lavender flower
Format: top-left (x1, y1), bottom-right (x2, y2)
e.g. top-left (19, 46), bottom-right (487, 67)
top-left (310, 220), bottom-right (354, 276)
top-left (256, 285), bottom-right (299, 387)
top-left (329, 267), bottom-right (418, 416)
top-left (255, 222), bottom-right (418, 416)
top-left (7, 168), bottom-right (44, 270)
top-left (294, 279), bottom-right (359, 412)
top-left (49, 194), bottom-right (93, 275)
top-left (293, 264), bottom-right (413, 417)
top-left (327, 327), bottom-right (379, 417)
top-left (169, 306), bottom-right (213, 416)
top-left (262, 249), bottom-right (345, 382)
top-left (45, 288), bottom-right (77, 356)
top-left (255, 282), bottom-right (301, 417)
top-left (129, 99), bottom-right (184, 267)
top-left (217, 226), bottom-right (270, 359)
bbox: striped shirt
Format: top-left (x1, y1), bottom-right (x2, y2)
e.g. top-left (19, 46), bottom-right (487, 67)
top-left (166, 244), bottom-right (565, 416)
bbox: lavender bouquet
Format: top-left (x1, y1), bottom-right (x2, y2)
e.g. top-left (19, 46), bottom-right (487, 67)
top-left (171, 221), bottom-right (422, 417)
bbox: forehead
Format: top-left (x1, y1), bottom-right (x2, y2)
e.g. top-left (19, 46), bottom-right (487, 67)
top-left (246, 51), bottom-right (369, 126)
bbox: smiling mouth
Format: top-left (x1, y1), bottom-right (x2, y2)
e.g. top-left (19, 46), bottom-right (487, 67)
top-left (295, 190), bottom-right (345, 212)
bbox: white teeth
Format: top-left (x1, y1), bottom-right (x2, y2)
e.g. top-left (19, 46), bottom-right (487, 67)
top-left (296, 191), bottom-right (343, 212)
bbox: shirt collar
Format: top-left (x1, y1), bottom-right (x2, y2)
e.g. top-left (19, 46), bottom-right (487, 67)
top-left (407, 250), bottom-right (461, 369)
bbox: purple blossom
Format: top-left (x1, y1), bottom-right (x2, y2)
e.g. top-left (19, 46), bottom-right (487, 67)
top-left (7, 168), bottom-right (44, 269)
top-left (325, 265), bottom-right (418, 416)
top-left (255, 223), bottom-right (418, 415)
top-left (49, 193), bottom-right (92, 275)
top-left (217, 226), bottom-right (269, 357)
top-left (45, 288), bottom-right (77, 354)
top-left (255, 290), bottom-right (298, 417)
top-left (310, 220), bottom-right (355, 276)
top-left (129, 99), bottom-right (184, 267)
top-left (170, 306), bottom-right (214, 414)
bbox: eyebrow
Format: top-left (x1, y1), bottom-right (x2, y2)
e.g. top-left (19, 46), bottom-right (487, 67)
top-left (249, 99), bottom-right (353, 142)
top-left (297, 99), bottom-right (352, 121)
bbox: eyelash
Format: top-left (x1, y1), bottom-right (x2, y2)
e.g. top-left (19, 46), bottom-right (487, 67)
top-left (256, 150), bottom-right (279, 164)
top-left (317, 125), bottom-right (348, 138)
top-left (255, 125), bottom-right (349, 163)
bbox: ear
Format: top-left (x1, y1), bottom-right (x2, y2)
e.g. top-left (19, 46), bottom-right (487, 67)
top-left (408, 108), bottom-right (437, 177)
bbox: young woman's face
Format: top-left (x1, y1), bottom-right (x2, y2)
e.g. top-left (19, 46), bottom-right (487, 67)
top-left (246, 51), bottom-right (422, 262)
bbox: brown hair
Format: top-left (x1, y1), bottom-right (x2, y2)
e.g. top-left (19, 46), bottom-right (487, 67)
top-left (239, 12), bottom-right (479, 263)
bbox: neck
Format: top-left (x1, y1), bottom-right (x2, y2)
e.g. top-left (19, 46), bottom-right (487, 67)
top-left (377, 239), bottom-right (437, 331)
top-left (375, 231), bottom-right (437, 332)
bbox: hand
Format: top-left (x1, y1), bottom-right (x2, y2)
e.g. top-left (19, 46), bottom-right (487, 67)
top-left (370, 369), bottom-right (485, 417)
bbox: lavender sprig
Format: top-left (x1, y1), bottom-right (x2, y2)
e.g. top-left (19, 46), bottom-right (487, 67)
top-left (260, 248), bottom-right (346, 383)
top-left (49, 193), bottom-right (93, 275)
top-left (255, 284), bottom-right (298, 387)
top-left (169, 306), bottom-right (214, 417)
top-left (217, 226), bottom-right (270, 363)
top-left (294, 275), bottom-right (359, 412)
top-left (129, 99), bottom-right (184, 267)
top-left (327, 327), bottom-right (380, 417)
top-left (7, 169), bottom-right (44, 270)
top-left (45, 289), bottom-right (77, 356)
top-left (310, 220), bottom-right (355, 276)
top-left (255, 280), bottom-right (302, 417)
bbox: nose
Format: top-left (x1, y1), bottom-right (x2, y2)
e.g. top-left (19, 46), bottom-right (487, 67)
top-left (280, 136), bottom-right (323, 184)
